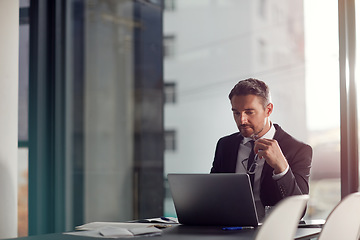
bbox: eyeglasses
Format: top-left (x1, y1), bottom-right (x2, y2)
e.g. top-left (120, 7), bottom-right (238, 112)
top-left (241, 154), bottom-right (259, 175)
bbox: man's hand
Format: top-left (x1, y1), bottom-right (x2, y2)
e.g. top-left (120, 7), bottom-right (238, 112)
top-left (254, 138), bottom-right (288, 174)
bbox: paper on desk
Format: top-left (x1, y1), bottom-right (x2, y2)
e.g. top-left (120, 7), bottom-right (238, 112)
top-left (65, 225), bottom-right (162, 238)
top-left (99, 226), bottom-right (162, 238)
top-left (75, 222), bottom-right (155, 231)
top-left (99, 227), bottom-right (133, 237)
top-left (129, 226), bottom-right (162, 236)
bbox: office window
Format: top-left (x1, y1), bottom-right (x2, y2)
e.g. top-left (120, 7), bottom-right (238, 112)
top-left (163, 0), bottom-right (343, 220)
top-left (18, 0), bottom-right (30, 237)
top-left (259, 0), bottom-right (267, 19)
top-left (273, 5), bottom-right (283, 25)
top-left (19, 3), bottom-right (29, 142)
top-left (21, 0), bottom-right (359, 233)
top-left (27, 0), bottom-right (164, 235)
top-left (287, 16), bottom-right (294, 35)
top-left (164, 82), bottom-right (177, 104)
top-left (163, 35), bottom-right (176, 58)
top-left (164, 0), bottom-right (176, 11)
top-left (258, 39), bottom-right (266, 65)
top-left (164, 130), bottom-right (176, 151)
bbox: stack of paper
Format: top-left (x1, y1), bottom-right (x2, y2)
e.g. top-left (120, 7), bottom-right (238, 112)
top-left (99, 226), bottom-right (162, 238)
top-left (65, 222), bottom-right (164, 238)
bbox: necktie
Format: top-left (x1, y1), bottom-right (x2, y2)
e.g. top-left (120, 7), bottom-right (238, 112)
top-left (247, 140), bottom-right (255, 189)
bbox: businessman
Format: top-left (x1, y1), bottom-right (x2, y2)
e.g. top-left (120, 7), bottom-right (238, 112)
top-left (211, 78), bottom-right (312, 221)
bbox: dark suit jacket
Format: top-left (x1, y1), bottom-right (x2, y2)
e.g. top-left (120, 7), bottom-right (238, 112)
top-left (211, 124), bottom-right (312, 207)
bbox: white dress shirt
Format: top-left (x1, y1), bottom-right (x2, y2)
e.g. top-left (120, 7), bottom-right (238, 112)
top-left (235, 123), bottom-right (288, 221)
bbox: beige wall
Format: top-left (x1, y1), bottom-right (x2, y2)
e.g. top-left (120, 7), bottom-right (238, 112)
top-left (0, 0), bottom-right (19, 238)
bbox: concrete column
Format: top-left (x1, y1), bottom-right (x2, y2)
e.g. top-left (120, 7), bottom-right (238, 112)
top-left (0, 0), bottom-right (19, 238)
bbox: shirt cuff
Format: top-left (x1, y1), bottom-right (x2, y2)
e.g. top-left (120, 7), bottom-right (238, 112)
top-left (272, 164), bottom-right (289, 180)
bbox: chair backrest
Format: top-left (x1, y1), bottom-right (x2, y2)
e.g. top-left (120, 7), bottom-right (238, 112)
top-left (318, 192), bottom-right (360, 240)
top-left (255, 195), bottom-right (309, 240)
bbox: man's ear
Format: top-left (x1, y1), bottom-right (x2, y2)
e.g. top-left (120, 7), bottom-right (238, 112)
top-left (266, 103), bottom-right (273, 116)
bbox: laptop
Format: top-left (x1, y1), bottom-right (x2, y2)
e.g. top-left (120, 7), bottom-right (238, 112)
top-left (167, 173), bottom-right (259, 227)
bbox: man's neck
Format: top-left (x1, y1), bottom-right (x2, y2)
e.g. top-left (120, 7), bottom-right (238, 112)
top-left (257, 120), bottom-right (272, 139)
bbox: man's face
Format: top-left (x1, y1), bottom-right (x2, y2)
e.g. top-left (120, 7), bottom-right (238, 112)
top-left (230, 94), bottom-right (273, 138)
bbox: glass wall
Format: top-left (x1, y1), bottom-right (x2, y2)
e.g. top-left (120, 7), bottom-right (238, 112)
top-left (66, 0), bottom-right (136, 225)
top-left (63, 0), bottom-right (164, 229)
top-left (303, 0), bottom-right (341, 219)
top-left (18, 0), bottom-right (359, 236)
top-left (26, 0), bottom-right (163, 235)
top-left (163, 0), bottom-right (341, 220)
top-left (18, 0), bottom-right (30, 237)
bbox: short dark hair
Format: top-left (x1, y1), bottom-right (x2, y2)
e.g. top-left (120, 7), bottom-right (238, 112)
top-left (228, 78), bottom-right (271, 108)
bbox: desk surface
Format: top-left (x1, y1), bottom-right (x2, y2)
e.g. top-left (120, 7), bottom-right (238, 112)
top-left (6, 225), bottom-right (321, 240)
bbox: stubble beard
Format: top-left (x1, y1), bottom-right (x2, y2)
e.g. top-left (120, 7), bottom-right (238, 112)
top-left (239, 123), bottom-right (266, 140)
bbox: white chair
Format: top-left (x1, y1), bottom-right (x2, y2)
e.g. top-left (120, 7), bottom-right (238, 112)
top-left (255, 195), bottom-right (309, 240)
top-left (317, 192), bottom-right (360, 240)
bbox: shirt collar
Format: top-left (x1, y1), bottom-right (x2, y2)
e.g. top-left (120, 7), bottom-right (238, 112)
top-left (261, 122), bottom-right (275, 139)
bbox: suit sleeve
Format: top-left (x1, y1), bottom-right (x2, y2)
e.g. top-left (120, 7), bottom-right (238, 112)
top-left (210, 138), bottom-right (226, 173)
top-left (275, 143), bottom-right (312, 198)
top-left (211, 139), bottom-right (224, 173)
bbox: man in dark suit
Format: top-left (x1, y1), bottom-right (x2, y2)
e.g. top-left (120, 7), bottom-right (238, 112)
top-left (211, 78), bottom-right (312, 221)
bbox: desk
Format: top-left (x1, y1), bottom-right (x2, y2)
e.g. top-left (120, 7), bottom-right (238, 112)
top-left (5, 225), bottom-right (321, 240)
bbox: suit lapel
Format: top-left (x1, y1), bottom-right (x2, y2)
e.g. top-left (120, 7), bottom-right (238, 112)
top-left (229, 133), bottom-right (243, 172)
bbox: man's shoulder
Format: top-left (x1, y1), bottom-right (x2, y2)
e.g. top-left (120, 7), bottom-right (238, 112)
top-left (273, 124), bottom-right (312, 149)
top-left (217, 132), bottom-right (242, 145)
top-left (219, 132), bottom-right (241, 140)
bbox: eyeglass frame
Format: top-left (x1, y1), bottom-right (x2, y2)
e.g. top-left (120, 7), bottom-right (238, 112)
top-left (241, 154), bottom-right (259, 175)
